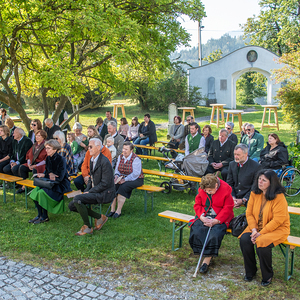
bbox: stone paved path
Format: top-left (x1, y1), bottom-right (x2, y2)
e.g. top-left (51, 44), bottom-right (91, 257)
top-left (0, 257), bottom-right (136, 300)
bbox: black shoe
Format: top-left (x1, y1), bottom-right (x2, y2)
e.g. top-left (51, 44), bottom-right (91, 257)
top-left (29, 216), bottom-right (40, 224)
top-left (16, 188), bottom-right (25, 194)
top-left (244, 275), bottom-right (254, 282)
top-left (34, 217), bottom-right (49, 224)
top-left (199, 263), bottom-right (209, 274)
top-left (261, 278), bottom-right (272, 287)
top-left (108, 211), bottom-right (115, 217)
top-left (112, 213), bottom-right (121, 219)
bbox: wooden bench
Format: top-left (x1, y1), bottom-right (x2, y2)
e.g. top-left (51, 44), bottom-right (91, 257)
top-left (138, 154), bottom-right (170, 171)
top-left (134, 144), bottom-right (185, 156)
top-left (0, 173), bottom-right (23, 204)
top-left (158, 209), bottom-right (300, 281)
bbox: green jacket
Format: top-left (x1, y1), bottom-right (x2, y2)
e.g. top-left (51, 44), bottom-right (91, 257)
top-left (241, 131), bottom-right (264, 160)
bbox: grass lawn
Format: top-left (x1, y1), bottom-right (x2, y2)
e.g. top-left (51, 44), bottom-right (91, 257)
top-left (1, 101), bottom-right (300, 299)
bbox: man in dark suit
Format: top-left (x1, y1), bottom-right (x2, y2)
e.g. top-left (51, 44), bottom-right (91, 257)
top-left (205, 129), bottom-right (235, 181)
top-left (3, 128), bottom-right (33, 176)
top-left (69, 138), bottom-right (115, 236)
top-left (44, 118), bottom-right (61, 140)
top-left (226, 121), bottom-right (238, 145)
top-left (227, 143), bottom-right (261, 208)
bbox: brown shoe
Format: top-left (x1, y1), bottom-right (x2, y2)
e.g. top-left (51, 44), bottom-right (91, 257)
top-left (94, 215), bottom-right (108, 231)
top-left (75, 225), bottom-right (93, 236)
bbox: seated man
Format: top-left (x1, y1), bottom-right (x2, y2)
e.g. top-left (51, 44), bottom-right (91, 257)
top-left (185, 122), bottom-right (205, 156)
top-left (103, 110), bottom-right (117, 126)
top-left (241, 123), bottom-right (264, 162)
top-left (103, 121), bottom-right (124, 165)
top-left (179, 115), bottom-right (200, 150)
top-left (3, 128), bottom-right (33, 176)
top-left (44, 118), bottom-right (61, 140)
top-left (69, 138), bottom-right (115, 236)
top-left (225, 122), bottom-right (238, 145)
top-left (205, 129), bottom-right (235, 181)
top-left (227, 144), bottom-right (261, 208)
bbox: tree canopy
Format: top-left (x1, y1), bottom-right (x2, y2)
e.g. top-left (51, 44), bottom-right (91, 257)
top-left (0, 0), bottom-right (205, 130)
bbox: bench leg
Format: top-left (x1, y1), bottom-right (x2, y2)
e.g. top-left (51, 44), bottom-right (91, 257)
top-left (143, 191), bottom-right (147, 213)
top-left (3, 180), bottom-right (6, 203)
top-left (171, 220), bottom-right (188, 251)
top-left (279, 243), bottom-right (295, 280)
top-left (25, 186), bottom-right (28, 209)
top-left (13, 182), bottom-right (16, 203)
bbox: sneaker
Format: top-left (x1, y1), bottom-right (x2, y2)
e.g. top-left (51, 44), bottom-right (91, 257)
top-left (75, 225), bottom-right (93, 236)
top-left (94, 216), bottom-right (108, 231)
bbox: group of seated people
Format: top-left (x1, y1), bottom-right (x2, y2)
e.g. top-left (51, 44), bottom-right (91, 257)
top-left (0, 108), bottom-right (291, 285)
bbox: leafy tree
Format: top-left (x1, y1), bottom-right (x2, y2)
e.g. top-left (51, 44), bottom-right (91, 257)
top-left (203, 49), bottom-right (223, 63)
top-left (242, 0), bottom-right (300, 55)
top-left (273, 48), bottom-right (300, 128)
top-left (0, 0), bottom-right (205, 130)
top-left (236, 72), bottom-right (267, 105)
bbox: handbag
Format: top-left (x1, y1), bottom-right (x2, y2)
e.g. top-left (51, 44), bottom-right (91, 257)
top-left (167, 140), bottom-right (179, 149)
top-left (229, 212), bottom-right (248, 237)
top-left (34, 177), bottom-right (57, 189)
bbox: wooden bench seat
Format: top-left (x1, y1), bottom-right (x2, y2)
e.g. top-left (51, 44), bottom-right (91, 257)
top-left (158, 209), bottom-right (300, 280)
top-left (0, 174), bottom-right (23, 204)
top-left (143, 169), bottom-right (202, 183)
top-left (138, 154), bottom-right (170, 171)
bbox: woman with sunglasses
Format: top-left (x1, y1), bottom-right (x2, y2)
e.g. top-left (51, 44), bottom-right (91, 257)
top-left (28, 119), bottom-right (43, 143)
top-left (29, 139), bottom-right (71, 224)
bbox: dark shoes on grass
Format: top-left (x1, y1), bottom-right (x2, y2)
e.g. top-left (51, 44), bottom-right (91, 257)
top-left (28, 216), bottom-right (49, 224)
top-left (108, 211), bottom-right (122, 218)
top-left (199, 263), bottom-right (209, 274)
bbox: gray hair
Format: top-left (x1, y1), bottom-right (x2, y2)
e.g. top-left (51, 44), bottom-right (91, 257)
top-left (15, 127), bottom-right (26, 137)
top-left (44, 118), bottom-right (53, 125)
top-left (45, 139), bottom-right (61, 151)
top-left (234, 143), bottom-right (248, 154)
top-left (246, 123), bottom-right (255, 129)
top-left (89, 138), bottom-right (102, 147)
top-left (241, 122), bottom-right (249, 129)
top-left (72, 122), bottom-right (83, 131)
top-left (219, 129), bottom-right (228, 136)
top-left (107, 121), bottom-right (117, 129)
top-left (106, 136), bottom-right (114, 143)
top-left (226, 121), bottom-right (234, 129)
top-left (53, 130), bottom-right (66, 144)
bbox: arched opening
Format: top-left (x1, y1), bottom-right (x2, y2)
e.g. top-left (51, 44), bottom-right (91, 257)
top-left (231, 67), bottom-right (272, 108)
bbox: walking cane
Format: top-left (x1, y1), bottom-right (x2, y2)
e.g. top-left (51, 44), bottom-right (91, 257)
top-left (192, 226), bottom-right (212, 278)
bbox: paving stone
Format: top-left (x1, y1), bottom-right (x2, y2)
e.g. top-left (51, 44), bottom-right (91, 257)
top-left (24, 291), bottom-right (37, 298)
top-left (98, 296), bottom-right (108, 300)
top-left (124, 296), bottom-right (136, 300)
top-left (19, 287), bottom-right (32, 294)
top-left (105, 290), bottom-right (117, 297)
top-left (13, 274), bottom-right (25, 280)
top-left (52, 296), bottom-right (64, 300)
top-left (0, 282), bottom-right (5, 288)
top-left (3, 285), bottom-right (15, 292)
top-left (95, 287), bottom-right (107, 294)
top-left (11, 290), bottom-right (24, 296)
top-left (41, 293), bottom-right (53, 299)
top-left (86, 283), bottom-right (97, 291)
top-left (20, 276), bottom-right (32, 284)
top-left (58, 276), bottom-right (69, 282)
top-left (0, 274), bottom-right (8, 280)
top-left (60, 291), bottom-right (71, 297)
top-left (71, 292), bottom-right (82, 299)
top-left (77, 282), bottom-right (87, 288)
top-left (65, 297), bottom-right (78, 300)
top-left (82, 296), bottom-right (92, 300)
top-left (61, 283), bottom-right (71, 289)
top-left (43, 284), bottom-right (54, 291)
top-left (15, 296), bottom-right (27, 300)
top-left (1, 294), bottom-right (14, 300)
top-left (6, 261), bottom-right (17, 266)
top-left (49, 273), bottom-right (59, 279)
top-left (71, 285), bottom-right (81, 292)
top-left (50, 288), bottom-right (61, 295)
top-left (51, 280), bottom-right (63, 286)
top-left (43, 277), bottom-right (53, 283)
top-left (87, 290), bottom-right (100, 298)
top-left (78, 288), bottom-right (89, 295)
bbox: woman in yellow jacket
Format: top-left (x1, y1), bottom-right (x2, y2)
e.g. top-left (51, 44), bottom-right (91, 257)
top-left (239, 169), bottom-right (290, 287)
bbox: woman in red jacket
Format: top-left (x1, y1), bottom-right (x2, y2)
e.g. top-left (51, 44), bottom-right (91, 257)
top-left (189, 174), bottom-right (234, 274)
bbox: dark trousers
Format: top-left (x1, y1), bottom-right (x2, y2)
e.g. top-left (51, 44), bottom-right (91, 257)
top-left (0, 159), bottom-right (10, 173)
top-left (34, 201), bottom-right (48, 219)
top-left (74, 175), bottom-right (86, 192)
top-left (3, 163), bottom-right (19, 176)
top-left (205, 165), bottom-right (229, 181)
top-left (240, 232), bottom-right (274, 281)
top-left (18, 165), bottom-right (37, 179)
top-left (69, 193), bottom-right (102, 228)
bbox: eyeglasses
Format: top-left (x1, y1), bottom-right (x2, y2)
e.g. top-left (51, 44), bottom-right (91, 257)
top-left (31, 124), bottom-right (37, 126)
top-left (88, 145), bottom-right (93, 149)
top-left (226, 127), bottom-right (231, 130)
top-left (187, 119), bottom-right (191, 122)
top-left (54, 138), bottom-right (59, 140)
top-left (246, 129), bottom-right (252, 131)
top-left (45, 147), bottom-right (52, 150)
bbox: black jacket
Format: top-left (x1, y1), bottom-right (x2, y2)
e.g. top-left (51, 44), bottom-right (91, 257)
top-left (208, 139), bottom-right (235, 167)
top-left (45, 125), bottom-right (61, 140)
top-left (85, 153), bottom-right (115, 204)
top-left (138, 120), bottom-right (157, 146)
top-left (0, 136), bottom-right (13, 159)
top-left (227, 158), bottom-right (262, 201)
top-left (12, 136), bottom-right (33, 164)
top-left (259, 142), bottom-right (289, 170)
top-left (202, 134), bottom-right (214, 153)
top-left (228, 133), bottom-right (238, 145)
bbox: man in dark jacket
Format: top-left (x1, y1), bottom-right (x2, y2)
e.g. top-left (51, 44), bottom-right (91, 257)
top-left (44, 118), bottom-right (61, 140)
top-left (3, 128), bottom-right (33, 176)
top-left (69, 138), bottom-right (115, 236)
top-left (225, 122), bottom-right (238, 145)
top-left (205, 129), bottom-right (235, 181)
top-left (227, 144), bottom-right (261, 208)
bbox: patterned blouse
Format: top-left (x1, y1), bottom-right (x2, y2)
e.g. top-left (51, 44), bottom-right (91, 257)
top-left (58, 143), bottom-right (75, 176)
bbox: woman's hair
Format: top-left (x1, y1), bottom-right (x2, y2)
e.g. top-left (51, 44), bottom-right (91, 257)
top-left (202, 124), bottom-right (212, 134)
top-left (45, 139), bottom-right (61, 151)
top-left (200, 174), bottom-right (219, 190)
top-left (123, 141), bottom-right (134, 150)
top-left (67, 132), bottom-right (75, 141)
top-left (32, 119), bottom-right (42, 130)
top-left (36, 130), bottom-right (47, 140)
top-left (96, 117), bottom-right (103, 125)
top-left (120, 117), bottom-right (128, 125)
top-left (72, 122), bottom-right (82, 131)
top-left (53, 130), bottom-right (66, 144)
top-left (252, 169), bottom-right (285, 200)
top-left (5, 118), bottom-right (14, 129)
top-left (87, 125), bottom-right (99, 137)
top-left (173, 115), bottom-right (182, 124)
top-left (1, 108), bottom-right (7, 115)
top-left (131, 116), bottom-right (139, 126)
top-left (0, 125), bottom-right (10, 137)
top-left (268, 133), bottom-right (281, 144)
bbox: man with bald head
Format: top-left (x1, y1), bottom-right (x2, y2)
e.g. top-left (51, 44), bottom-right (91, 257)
top-left (69, 138), bottom-right (115, 236)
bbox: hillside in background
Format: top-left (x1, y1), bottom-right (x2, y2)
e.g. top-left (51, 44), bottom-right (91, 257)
top-left (171, 34), bottom-right (247, 69)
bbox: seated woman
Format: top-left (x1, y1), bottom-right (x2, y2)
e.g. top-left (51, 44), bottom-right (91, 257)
top-left (5, 118), bottom-right (16, 137)
top-left (16, 130), bottom-right (48, 194)
top-left (108, 141), bottom-right (144, 218)
top-left (0, 125), bottom-right (13, 173)
top-left (95, 117), bottom-right (108, 141)
top-left (87, 125), bottom-right (101, 141)
top-left (118, 117), bottom-right (130, 140)
top-left (126, 116), bottom-right (140, 142)
top-left (189, 174), bottom-right (234, 274)
top-left (28, 119), bottom-right (43, 143)
top-left (201, 125), bottom-right (214, 154)
top-left (259, 133), bottom-right (289, 171)
top-left (239, 169), bottom-right (290, 286)
top-left (29, 139), bottom-right (72, 224)
top-left (0, 108), bottom-right (9, 125)
top-left (73, 122), bottom-right (88, 161)
top-left (53, 130), bottom-right (76, 176)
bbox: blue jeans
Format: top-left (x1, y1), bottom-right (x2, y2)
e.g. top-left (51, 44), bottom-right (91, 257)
top-left (134, 137), bottom-right (150, 155)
